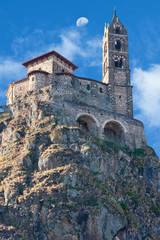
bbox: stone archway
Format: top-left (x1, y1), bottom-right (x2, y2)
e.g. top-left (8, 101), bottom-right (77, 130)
top-left (0, 106), bottom-right (9, 114)
top-left (76, 114), bottom-right (98, 137)
top-left (104, 120), bottom-right (125, 145)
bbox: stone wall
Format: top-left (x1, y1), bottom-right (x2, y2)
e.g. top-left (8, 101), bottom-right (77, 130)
top-left (114, 85), bottom-right (128, 115)
top-left (12, 79), bottom-right (29, 103)
top-left (50, 75), bottom-right (112, 113)
top-left (28, 72), bottom-right (51, 91)
top-left (26, 56), bottom-right (53, 74)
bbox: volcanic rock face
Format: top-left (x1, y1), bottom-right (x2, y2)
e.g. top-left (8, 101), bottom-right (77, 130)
top-left (0, 89), bottom-right (159, 240)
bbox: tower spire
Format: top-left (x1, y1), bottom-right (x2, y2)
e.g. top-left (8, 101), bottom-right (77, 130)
top-left (102, 13), bottom-right (133, 117)
top-left (114, 6), bottom-right (116, 16)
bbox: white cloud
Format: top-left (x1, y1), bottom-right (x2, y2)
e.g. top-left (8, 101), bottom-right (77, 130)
top-left (76, 17), bottom-right (89, 27)
top-left (0, 58), bottom-right (26, 105)
top-left (49, 29), bottom-right (86, 61)
top-left (49, 28), bottom-right (102, 65)
top-left (132, 64), bottom-right (160, 127)
top-left (0, 58), bottom-right (26, 83)
top-left (86, 38), bottom-right (102, 66)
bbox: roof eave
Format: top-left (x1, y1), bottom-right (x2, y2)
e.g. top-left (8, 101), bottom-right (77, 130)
top-left (22, 50), bottom-right (78, 70)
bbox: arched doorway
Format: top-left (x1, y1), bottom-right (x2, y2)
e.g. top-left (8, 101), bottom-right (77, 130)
top-left (104, 121), bottom-right (125, 145)
top-left (77, 114), bottom-right (98, 137)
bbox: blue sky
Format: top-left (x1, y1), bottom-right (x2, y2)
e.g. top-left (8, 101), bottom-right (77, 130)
top-left (0, 0), bottom-right (160, 157)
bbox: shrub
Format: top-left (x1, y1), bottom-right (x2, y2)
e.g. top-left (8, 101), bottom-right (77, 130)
top-left (120, 202), bottom-right (129, 210)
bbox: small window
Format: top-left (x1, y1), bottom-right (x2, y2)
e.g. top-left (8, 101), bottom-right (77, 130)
top-left (115, 40), bottom-right (121, 50)
top-left (114, 59), bottom-right (118, 68)
top-left (62, 69), bottom-right (64, 72)
top-left (39, 68), bottom-right (42, 70)
top-left (32, 77), bottom-right (34, 81)
top-left (87, 84), bottom-right (90, 91)
top-left (99, 87), bottom-right (103, 93)
top-left (119, 95), bottom-right (121, 99)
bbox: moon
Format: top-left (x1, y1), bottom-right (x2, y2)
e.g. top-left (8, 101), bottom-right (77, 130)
top-left (76, 17), bottom-right (89, 27)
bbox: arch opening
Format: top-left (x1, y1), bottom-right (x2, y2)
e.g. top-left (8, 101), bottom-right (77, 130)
top-left (0, 108), bottom-right (4, 113)
top-left (114, 58), bottom-right (118, 68)
top-left (104, 121), bottom-right (125, 145)
top-left (115, 40), bottom-right (121, 50)
top-left (114, 58), bottom-right (123, 68)
top-left (77, 114), bottom-right (98, 137)
top-left (115, 27), bottom-right (120, 34)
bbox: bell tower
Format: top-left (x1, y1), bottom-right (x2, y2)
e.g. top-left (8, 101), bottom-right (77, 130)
top-left (102, 11), bottom-right (133, 117)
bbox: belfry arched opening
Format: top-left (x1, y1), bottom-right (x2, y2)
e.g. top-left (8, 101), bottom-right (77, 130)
top-left (77, 115), bottom-right (98, 137)
top-left (104, 121), bottom-right (125, 145)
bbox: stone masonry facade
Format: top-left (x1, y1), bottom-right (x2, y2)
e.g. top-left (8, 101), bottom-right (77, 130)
top-left (5, 12), bottom-right (147, 149)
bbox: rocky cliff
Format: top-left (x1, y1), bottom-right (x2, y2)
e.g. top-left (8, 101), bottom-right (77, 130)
top-left (0, 88), bottom-right (159, 240)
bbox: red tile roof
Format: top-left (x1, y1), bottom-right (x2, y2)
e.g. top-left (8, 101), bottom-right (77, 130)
top-left (22, 50), bottom-right (78, 70)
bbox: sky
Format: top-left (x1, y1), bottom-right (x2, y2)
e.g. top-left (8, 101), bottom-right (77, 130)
top-left (0, 0), bottom-right (160, 158)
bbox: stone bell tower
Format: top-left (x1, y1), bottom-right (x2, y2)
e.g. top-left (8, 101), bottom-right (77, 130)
top-left (102, 11), bottom-right (133, 117)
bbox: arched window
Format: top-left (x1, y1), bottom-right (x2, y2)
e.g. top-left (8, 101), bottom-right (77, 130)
top-left (87, 84), bottom-right (90, 91)
top-left (114, 58), bottom-right (123, 68)
top-left (114, 58), bottom-right (118, 68)
top-left (116, 27), bottom-right (120, 34)
top-left (115, 40), bottom-right (121, 50)
top-left (119, 58), bottom-right (123, 68)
